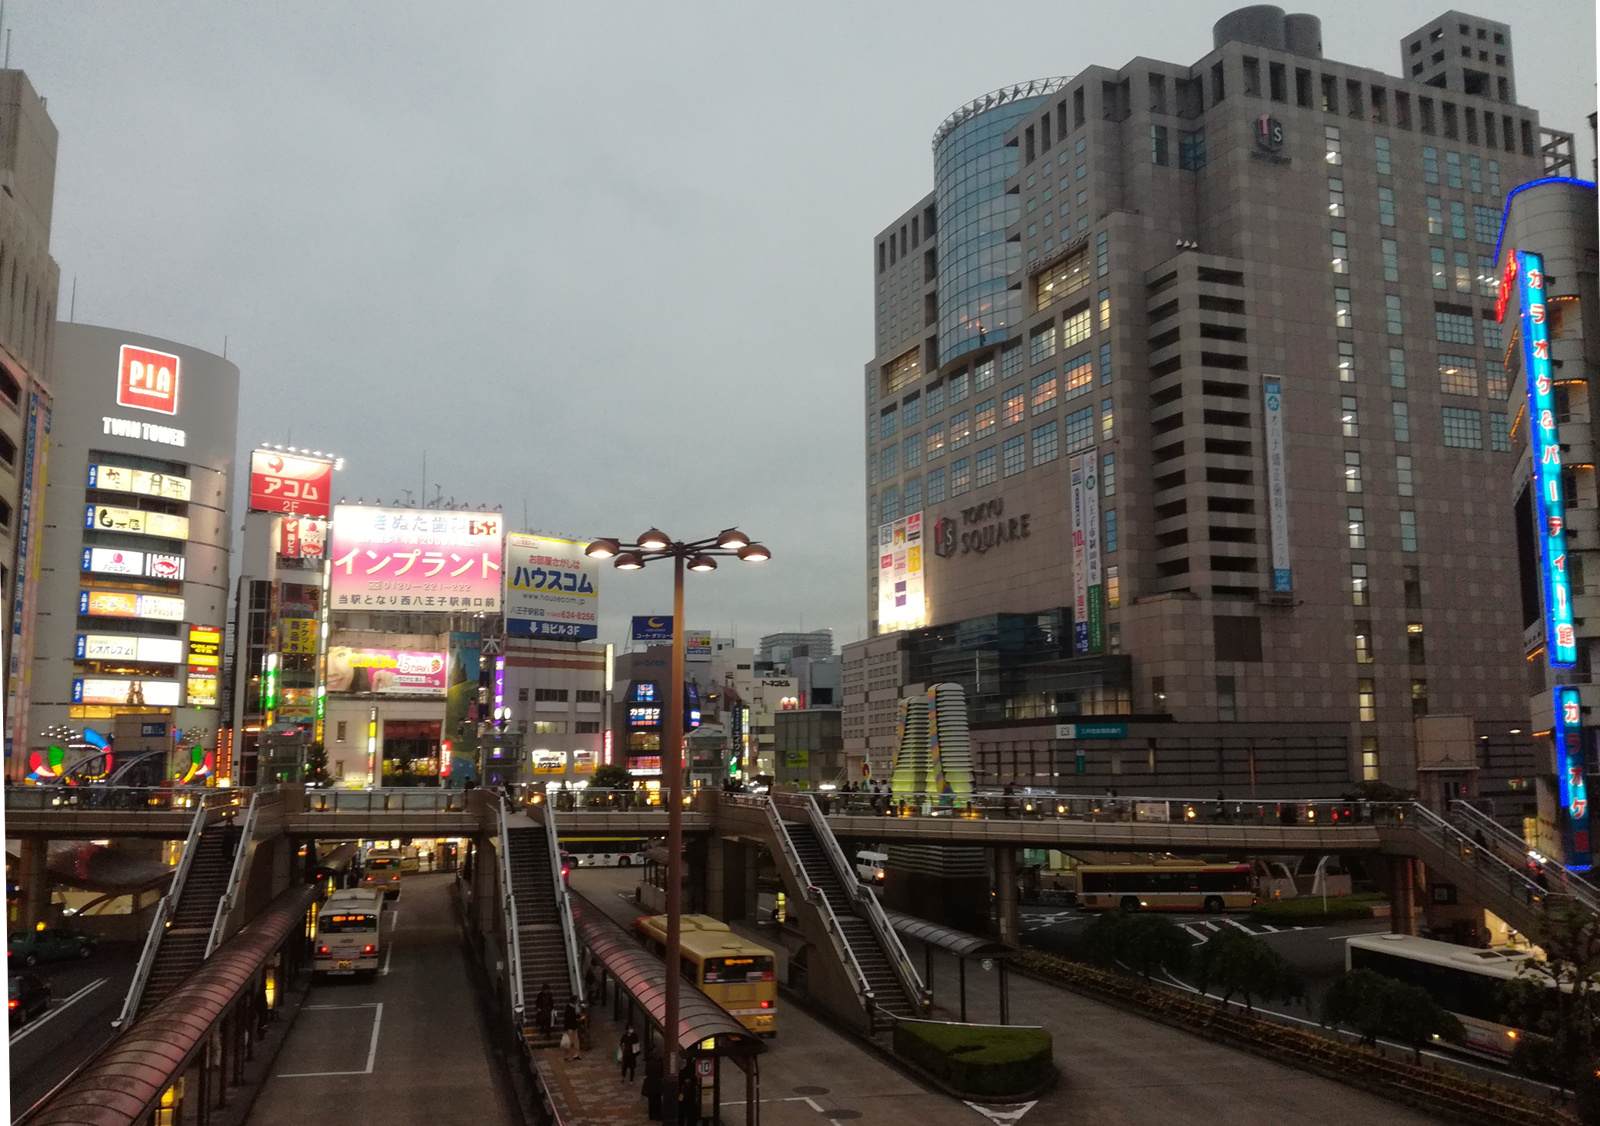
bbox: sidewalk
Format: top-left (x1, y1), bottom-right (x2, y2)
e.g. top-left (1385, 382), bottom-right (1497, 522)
top-left (533, 1000), bottom-right (656, 1126)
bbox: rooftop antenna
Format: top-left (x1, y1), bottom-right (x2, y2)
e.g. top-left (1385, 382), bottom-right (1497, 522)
top-left (522, 498), bottom-right (528, 531)
top-left (421, 450), bottom-right (426, 512)
top-left (68, 276), bottom-right (75, 322)
top-left (7, 29), bottom-right (14, 69)
top-left (222, 334), bottom-right (228, 359)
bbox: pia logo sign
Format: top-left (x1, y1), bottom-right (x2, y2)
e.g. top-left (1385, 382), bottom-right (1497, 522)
top-left (117, 345), bottom-right (181, 416)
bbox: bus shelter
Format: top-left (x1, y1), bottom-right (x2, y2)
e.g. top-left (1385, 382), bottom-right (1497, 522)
top-left (884, 907), bottom-right (1017, 1024)
top-left (570, 892), bottom-right (766, 1126)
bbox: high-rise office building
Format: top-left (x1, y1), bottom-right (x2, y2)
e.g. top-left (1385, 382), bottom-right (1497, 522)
top-left (852, 7), bottom-right (1575, 801)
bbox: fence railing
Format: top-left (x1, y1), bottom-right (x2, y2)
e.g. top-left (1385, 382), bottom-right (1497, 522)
top-left (7, 784), bottom-right (247, 814)
top-left (117, 799), bottom-right (209, 1027)
top-left (1448, 799), bottom-right (1600, 909)
top-left (542, 803), bottom-right (586, 1012)
top-left (304, 788), bottom-right (474, 813)
top-left (205, 792), bottom-right (260, 957)
top-left (498, 798), bottom-right (526, 1024)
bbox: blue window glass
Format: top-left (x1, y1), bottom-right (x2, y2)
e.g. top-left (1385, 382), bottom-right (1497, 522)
top-left (1104, 509), bottom-right (1117, 553)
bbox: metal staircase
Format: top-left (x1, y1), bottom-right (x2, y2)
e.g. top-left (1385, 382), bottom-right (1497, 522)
top-left (503, 802), bottom-right (582, 1046)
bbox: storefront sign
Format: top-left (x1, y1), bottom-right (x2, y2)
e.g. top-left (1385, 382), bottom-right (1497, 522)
top-left (87, 464), bottom-right (192, 501)
top-left (80, 589), bottom-right (185, 621)
top-left (531, 749), bottom-right (567, 774)
top-left (934, 499), bottom-right (1030, 558)
top-left (76, 634), bottom-right (183, 663)
top-left (279, 516), bottom-right (328, 559)
top-left (280, 618), bottom-right (317, 654)
top-left (81, 547), bottom-right (186, 581)
top-left (100, 416), bottom-right (186, 447)
top-left (631, 616), bottom-right (673, 641)
top-left (1555, 686), bottom-right (1590, 869)
top-left (117, 344), bottom-right (181, 415)
top-left (1055, 721), bottom-right (1129, 740)
top-left (85, 505), bottom-right (189, 540)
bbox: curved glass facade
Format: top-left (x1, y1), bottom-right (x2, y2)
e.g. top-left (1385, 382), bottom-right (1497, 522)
top-left (935, 96), bottom-right (1047, 367)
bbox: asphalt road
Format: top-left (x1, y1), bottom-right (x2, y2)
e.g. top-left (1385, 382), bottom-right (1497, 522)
top-left (8, 940), bottom-right (141, 1117)
top-left (244, 872), bottom-right (514, 1126)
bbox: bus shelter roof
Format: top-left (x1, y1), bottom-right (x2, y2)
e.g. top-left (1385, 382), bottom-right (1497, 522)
top-left (569, 891), bottom-right (766, 1059)
top-left (883, 908), bottom-right (1015, 959)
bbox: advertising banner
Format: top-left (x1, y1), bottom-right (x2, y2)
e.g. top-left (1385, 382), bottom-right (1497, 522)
top-left (187, 626), bottom-right (222, 674)
top-left (279, 516), bottom-right (328, 559)
top-left (1070, 456), bottom-right (1089, 654)
top-left (1262, 376), bottom-right (1293, 593)
top-left (280, 619), bottom-right (317, 654)
top-left (80, 590), bottom-right (185, 622)
top-left (76, 634), bottom-right (183, 663)
top-left (186, 676), bottom-right (218, 709)
top-left (684, 633), bottom-right (712, 658)
top-left (329, 506), bottom-right (502, 611)
top-left (85, 505), bottom-right (189, 540)
top-left (531, 749), bottom-right (567, 774)
top-left (249, 450), bottom-right (334, 518)
top-left (87, 464), bottom-right (192, 501)
top-left (326, 647), bottom-right (448, 695)
top-left (505, 533), bottom-right (599, 640)
top-left (573, 750), bottom-right (596, 774)
top-left (631, 616), bottom-right (673, 641)
top-left (81, 547), bottom-right (186, 581)
top-left (875, 511), bottom-right (925, 631)
top-left (446, 632), bottom-right (481, 763)
top-left (72, 678), bottom-right (183, 707)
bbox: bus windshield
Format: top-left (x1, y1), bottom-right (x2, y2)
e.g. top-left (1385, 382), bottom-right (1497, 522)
top-left (321, 913), bottom-right (378, 933)
top-left (704, 956), bottom-right (775, 983)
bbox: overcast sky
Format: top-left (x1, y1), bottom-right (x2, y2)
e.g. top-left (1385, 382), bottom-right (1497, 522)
top-left (11, 2), bottom-right (1597, 650)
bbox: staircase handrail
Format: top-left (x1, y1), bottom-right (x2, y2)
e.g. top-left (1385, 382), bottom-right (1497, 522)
top-left (204, 792), bottom-right (261, 957)
top-left (117, 799), bottom-right (207, 1027)
top-left (499, 797), bottom-right (527, 1022)
top-left (762, 797), bottom-right (880, 1020)
top-left (1404, 801), bottom-right (1588, 918)
top-left (542, 800), bottom-right (586, 1010)
top-left (803, 794), bottom-right (929, 1014)
top-left (1448, 799), bottom-right (1600, 907)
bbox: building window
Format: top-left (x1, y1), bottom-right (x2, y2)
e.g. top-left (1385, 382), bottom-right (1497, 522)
top-left (1362, 738), bottom-right (1379, 780)
top-left (1338, 341), bottom-right (1355, 382)
top-left (1351, 562), bottom-right (1368, 606)
top-left (1104, 508), bottom-right (1117, 552)
top-left (1341, 395), bottom-right (1359, 437)
top-left (1396, 454), bottom-right (1414, 496)
top-left (1489, 160), bottom-right (1500, 196)
top-left (1328, 178), bottom-right (1346, 217)
top-left (1348, 507), bottom-right (1366, 549)
top-left (1032, 421), bottom-right (1059, 465)
top-left (1064, 352), bottom-right (1095, 399)
top-left (1411, 679), bottom-right (1428, 717)
top-left (1003, 386), bottom-right (1026, 426)
top-left (927, 467), bottom-right (946, 504)
top-left (575, 721), bottom-right (601, 734)
top-left (1439, 354), bottom-right (1478, 395)
top-left (1389, 347), bottom-right (1407, 389)
top-left (950, 371), bottom-right (970, 403)
top-left (336, 721), bottom-right (348, 742)
top-left (576, 689), bottom-right (602, 704)
top-left (1441, 406), bottom-right (1482, 448)
top-left (1179, 129), bottom-right (1206, 169)
top-left (518, 687), bottom-right (530, 702)
top-left (926, 423), bottom-right (945, 459)
top-left (902, 395), bottom-right (921, 427)
top-left (1446, 150), bottom-right (1463, 189)
top-left (1374, 136), bottom-right (1392, 174)
top-left (1324, 125), bottom-right (1342, 164)
top-left (1098, 289), bottom-right (1110, 331)
top-left (881, 485), bottom-right (900, 522)
top-left (1473, 204), bottom-right (1498, 244)
top-left (1392, 401), bottom-right (1411, 443)
top-left (1096, 231), bottom-right (1109, 277)
top-left (868, 453), bottom-right (877, 486)
top-left (1102, 452), bottom-right (1116, 494)
top-left (1345, 450), bottom-right (1362, 492)
top-left (880, 407), bottom-right (898, 440)
top-left (1030, 322), bottom-right (1058, 364)
top-left (1469, 154), bottom-right (1482, 193)
top-left (532, 721), bottom-right (568, 735)
top-left (1062, 307), bottom-right (1091, 347)
top-left (1386, 295), bottom-right (1403, 335)
top-left (1449, 200), bottom-right (1467, 240)
top-left (975, 447), bottom-right (997, 487)
top-left (1107, 565), bottom-right (1120, 608)
top-left (998, 348), bottom-right (1020, 382)
top-left (1435, 311), bottom-right (1474, 345)
top-left (1151, 124), bottom-right (1169, 165)
top-left (950, 411), bottom-right (971, 449)
top-left (1423, 145), bottom-right (1440, 184)
top-left (926, 382), bottom-right (945, 416)
top-left (1002, 436), bottom-right (1026, 476)
top-left (1407, 623), bottom-right (1426, 666)
top-left (1426, 197), bottom-right (1444, 235)
top-left (1430, 247), bottom-right (1447, 290)
top-left (1485, 361), bottom-right (1508, 400)
top-left (534, 688), bottom-right (570, 703)
top-left (1330, 230), bottom-right (1349, 273)
top-left (1030, 371), bottom-right (1057, 415)
top-left (975, 357), bottom-right (997, 392)
top-left (1035, 248), bottom-right (1089, 312)
top-left (1478, 256), bottom-right (1499, 298)
top-left (1064, 406), bottom-right (1094, 452)
top-left (881, 443), bottom-right (899, 479)
top-left (1358, 679), bottom-right (1376, 722)
top-left (950, 458), bottom-right (971, 496)
top-left (1489, 412), bottom-right (1511, 452)
top-left (1354, 622), bottom-right (1374, 663)
top-left (904, 476), bottom-right (922, 512)
top-left (975, 398), bottom-right (996, 437)
top-left (1100, 342), bottom-right (1113, 384)
top-left (1335, 288), bottom-right (1352, 328)
top-left (1382, 238), bottom-right (1399, 283)
top-left (903, 433), bottom-right (922, 470)
top-left (1376, 186), bottom-right (1395, 226)
top-left (1101, 398), bottom-right (1114, 441)
top-left (1217, 676), bottom-right (1237, 721)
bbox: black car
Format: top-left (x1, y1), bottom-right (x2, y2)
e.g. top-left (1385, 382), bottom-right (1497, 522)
top-left (9, 972), bottom-right (49, 1028)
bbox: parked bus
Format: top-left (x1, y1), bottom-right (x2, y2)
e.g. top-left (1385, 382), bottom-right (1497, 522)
top-left (1077, 862), bottom-right (1255, 913)
top-left (1346, 932), bottom-right (1552, 1060)
top-left (362, 848), bottom-right (403, 899)
top-left (314, 889), bottom-right (385, 978)
top-left (561, 836), bottom-right (646, 867)
top-left (635, 914), bottom-right (777, 1037)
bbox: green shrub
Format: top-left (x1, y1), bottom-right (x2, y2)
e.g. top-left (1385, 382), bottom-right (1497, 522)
top-left (893, 1020), bottom-right (1053, 1098)
top-left (1249, 895), bottom-right (1382, 923)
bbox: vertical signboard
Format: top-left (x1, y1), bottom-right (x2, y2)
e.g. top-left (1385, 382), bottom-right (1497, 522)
top-left (1517, 251), bottom-right (1577, 667)
top-left (8, 391), bottom-right (46, 766)
top-left (1083, 449), bottom-right (1103, 653)
top-left (1070, 456), bottom-right (1089, 654)
top-left (504, 533), bottom-right (599, 640)
top-left (1262, 376), bottom-right (1292, 593)
top-left (1555, 686), bottom-right (1591, 869)
top-left (875, 512), bottom-right (925, 631)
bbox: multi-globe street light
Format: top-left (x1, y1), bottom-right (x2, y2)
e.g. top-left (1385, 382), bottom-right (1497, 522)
top-left (584, 528), bottom-right (768, 1121)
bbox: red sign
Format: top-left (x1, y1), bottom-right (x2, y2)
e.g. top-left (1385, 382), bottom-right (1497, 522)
top-left (1495, 253), bottom-right (1519, 323)
top-left (117, 345), bottom-right (181, 415)
top-left (250, 450), bottom-right (333, 517)
top-left (279, 516), bottom-right (328, 559)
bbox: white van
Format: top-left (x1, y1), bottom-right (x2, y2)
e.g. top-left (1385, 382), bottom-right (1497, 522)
top-left (854, 850), bottom-right (888, 884)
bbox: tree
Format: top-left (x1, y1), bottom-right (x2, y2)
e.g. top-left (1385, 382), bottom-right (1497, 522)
top-left (1499, 906), bottom-right (1600, 1091)
top-left (1321, 968), bottom-right (1393, 1047)
top-left (1321, 968), bottom-right (1463, 1060)
top-left (591, 763), bottom-right (632, 791)
top-left (1195, 927), bottom-right (1303, 1014)
top-left (1082, 911), bottom-right (1190, 980)
top-left (303, 741), bottom-right (330, 788)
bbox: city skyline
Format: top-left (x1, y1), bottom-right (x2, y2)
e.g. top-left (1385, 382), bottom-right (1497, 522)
top-left (6, 0), bottom-right (1596, 646)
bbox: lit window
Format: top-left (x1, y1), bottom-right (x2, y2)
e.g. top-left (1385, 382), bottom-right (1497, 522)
top-left (1030, 322), bottom-right (1058, 365)
top-left (974, 398), bottom-right (996, 437)
top-left (1348, 507), bottom-right (1366, 549)
top-left (1345, 450), bottom-right (1362, 492)
top-left (1338, 341), bottom-right (1355, 382)
top-left (1106, 565), bottom-right (1121, 608)
top-left (1438, 354), bottom-right (1478, 395)
top-left (1003, 387), bottom-right (1026, 426)
top-left (1328, 178), bottom-right (1346, 217)
top-left (1354, 622), bottom-right (1374, 663)
top-left (1341, 395), bottom-right (1359, 437)
top-left (1330, 229), bottom-right (1349, 273)
top-left (1325, 124), bottom-right (1342, 164)
top-left (926, 423), bottom-right (945, 460)
top-left (1061, 308), bottom-right (1091, 347)
top-left (1431, 247), bottom-right (1447, 290)
top-left (1426, 197), bottom-right (1444, 235)
top-left (1361, 738), bottom-right (1379, 780)
top-left (1030, 371), bottom-right (1057, 415)
top-left (1351, 562), bottom-right (1368, 606)
top-left (1358, 679), bottom-right (1376, 722)
top-left (1335, 288), bottom-right (1352, 328)
top-left (1063, 353), bottom-right (1095, 399)
top-left (950, 411), bottom-right (971, 449)
top-left (1485, 361), bottom-right (1508, 400)
top-left (1100, 398), bottom-right (1114, 441)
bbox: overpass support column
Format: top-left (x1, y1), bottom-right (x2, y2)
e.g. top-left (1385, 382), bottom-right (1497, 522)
top-left (1388, 856), bottom-right (1417, 935)
top-left (19, 838), bottom-right (49, 929)
top-left (994, 846), bottom-right (1020, 946)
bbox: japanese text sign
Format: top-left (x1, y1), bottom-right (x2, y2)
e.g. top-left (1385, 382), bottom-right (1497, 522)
top-left (505, 532), bottom-right (598, 640)
top-left (250, 450), bottom-right (334, 518)
top-left (329, 505), bottom-right (502, 611)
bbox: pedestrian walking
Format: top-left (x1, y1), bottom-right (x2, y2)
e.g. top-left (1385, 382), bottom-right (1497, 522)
top-left (561, 1002), bottom-right (582, 1060)
top-left (643, 1049), bottom-right (664, 1120)
top-left (619, 1022), bottom-right (640, 1082)
top-left (534, 983), bottom-right (554, 1037)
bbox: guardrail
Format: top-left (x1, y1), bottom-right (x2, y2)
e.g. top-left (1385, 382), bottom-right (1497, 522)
top-left (204, 792), bottom-right (260, 958)
top-left (816, 791), bottom-right (1408, 825)
top-left (800, 794), bottom-right (929, 1016)
top-left (1448, 799), bottom-right (1600, 909)
top-left (1407, 801), bottom-right (1584, 921)
top-left (542, 803), bottom-right (586, 1012)
top-left (117, 799), bottom-right (209, 1027)
top-left (518, 786), bottom-right (686, 811)
top-left (498, 798), bottom-right (527, 1025)
top-left (762, 798), bottom-right (880, 1023)
top-left (6, 784), bottom-right (247, 814)
top-left (305, 787), bottom-right (474, 813)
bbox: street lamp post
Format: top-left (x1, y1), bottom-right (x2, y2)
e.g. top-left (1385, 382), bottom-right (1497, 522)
top-left (585, 528), bottom-right (769, 1126)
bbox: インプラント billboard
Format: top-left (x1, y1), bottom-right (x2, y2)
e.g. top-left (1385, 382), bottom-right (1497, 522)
top-left (505, 533), bottom-right (599, 640)
top-left (329, 506), bottom-right (502, 611)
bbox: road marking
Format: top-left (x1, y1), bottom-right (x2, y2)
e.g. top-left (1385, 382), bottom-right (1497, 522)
top-left (380, 945), bottom-right (394, 976)
top-left (277, 1002), bottom-right (383, 1077)
top-left (966, 1100), bottom-right (1037, 1123)
top-left (8, 977), bottom-right (106, 1045)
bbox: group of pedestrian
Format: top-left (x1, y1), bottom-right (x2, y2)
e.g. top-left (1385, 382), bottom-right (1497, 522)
top-left (532, 983), bottom-right (583, 1061)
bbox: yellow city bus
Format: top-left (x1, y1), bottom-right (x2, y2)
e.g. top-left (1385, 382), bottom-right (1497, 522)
top-left (1076, 862), bottom-right (1255, 913)
top-left (635, 914), bottom-right (777, 1037)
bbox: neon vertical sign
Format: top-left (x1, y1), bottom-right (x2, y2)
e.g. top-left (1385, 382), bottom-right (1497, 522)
top-left (1555, 686), bottom-right (1591, 869)
top-left (1519, 250), bottom-right (1577, 667)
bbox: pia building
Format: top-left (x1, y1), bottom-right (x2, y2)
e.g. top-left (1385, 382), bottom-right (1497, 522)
top-left (850, 7), bottom-right (1579, 809)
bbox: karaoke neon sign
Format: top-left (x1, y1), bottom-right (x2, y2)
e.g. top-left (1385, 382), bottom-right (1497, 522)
top-left (1556, 686), bottom-right (1590, 869)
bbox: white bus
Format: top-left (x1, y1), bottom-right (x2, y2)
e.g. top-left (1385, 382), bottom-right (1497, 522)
top-left (1345, 932), bottom-right (1551, 1059)
top-left (315, 888), bottom-right (385, 978)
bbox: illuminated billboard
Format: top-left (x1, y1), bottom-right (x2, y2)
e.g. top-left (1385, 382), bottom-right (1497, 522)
top-left (81, 547), bottom-right (185, 581)
top-left (1514, 251), bottom-right (1577, 667)
top-left (279, 516), bottom-right (327, 559)
top-left (116, 344), bottom-right (181, 415)
top-left (73, 678), bottom-right (183, 707)
top-left (85, 505), bottom-right (189, 540)
top-left (326, 646), bottom-right (447, 695)
top-left (75, 634), bottom-right (184, 663)
top-left (87, 464), bottom-right (191, 501)
top-left (505, 533), bottom-right (599, 640)
top-left (1555, 687), bottom-right (1591, 869)
top-left (249, 450), bottom-right (334, 518)
top-left (876, 512), bottom-right (925, 631)
top-left (79, 590), bottom-right (186, 621)
top-left (329, 506), bottom-right (502, 611)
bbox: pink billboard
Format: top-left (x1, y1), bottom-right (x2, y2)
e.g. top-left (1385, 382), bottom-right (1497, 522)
top-left (329, 505), bottom-right (502, 612)
top-left (326, 647), bottom-right (447, 696)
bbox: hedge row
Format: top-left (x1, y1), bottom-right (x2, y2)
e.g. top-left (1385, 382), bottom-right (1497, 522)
top-left (893, 1019), bottom-right (1053, 1099)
